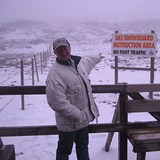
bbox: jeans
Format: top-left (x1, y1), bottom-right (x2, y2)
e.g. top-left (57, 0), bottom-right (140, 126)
top-left (56, 126), bottom-right (90, 160)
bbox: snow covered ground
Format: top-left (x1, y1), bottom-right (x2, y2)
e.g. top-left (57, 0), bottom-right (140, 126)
top-left (0, 20), bottom-right (160, 159)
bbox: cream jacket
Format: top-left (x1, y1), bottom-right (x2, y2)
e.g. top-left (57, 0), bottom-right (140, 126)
top-left (46, 55), bottom-right (101, 131)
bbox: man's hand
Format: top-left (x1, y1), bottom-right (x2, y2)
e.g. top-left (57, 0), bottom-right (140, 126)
top-left (98, 53), bottom-right (105, 59)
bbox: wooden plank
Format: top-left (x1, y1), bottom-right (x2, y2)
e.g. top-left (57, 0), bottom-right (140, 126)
top-left (125, 100), bottom-right (160, 113)
top-left (0, 121), bottom-right (159, 137)
top-left (126, 84), bottom-right (160, 93)
top-left (114, 56), bottom-right (118, 84)
top-left (128, 92), bottom-right (160, 121)
top-left (133, 142), bottom-right (160, 152)
top-left (149, 57), bottom-right (155, 98)
top-left (105, 98), bottom-right (120, 151)
top-left (150, 112), bottom-right (160, 121)
top-left (111, 66), bottom-right (157, 71)
top-left (0, 145), bottom-right (15, 160)
top-left (92, 84), bottom-right (124, 93)
top-left (131, 133), bottom-right (160, 143)
top-left (0, 84), bottom-right (160, 95)
top-left (0, 86), bottom-right (46, 95)
top-left (0, 124), bottom-right (124, 137)
top-left (137, 152), bottom-right (146, 160)
top-left (128, 128), bottom-right (160, 145)
top-left (0, 138), bottom-right (3, 148)
top-left (118, 92), bottom-right (128, 160)
top-left (127, 121), bottom-right (160, 130)
top-left (128, 128), bottom-right (160, 134)
top-left (128, 92), bottom-right (145, 100)
top-left (0, 85), bottom-right (125, 95)
top-left (88, 123), bottom-right (123, 133)
top-left (1, 121), bottom-right (160, 140)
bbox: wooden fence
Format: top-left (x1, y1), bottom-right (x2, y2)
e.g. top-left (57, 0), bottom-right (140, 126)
top-left (0, 84), bottom-right (160, 160)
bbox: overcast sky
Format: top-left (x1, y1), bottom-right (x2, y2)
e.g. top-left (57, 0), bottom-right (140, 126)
top-left (0, 0), bottom-right (160, 23)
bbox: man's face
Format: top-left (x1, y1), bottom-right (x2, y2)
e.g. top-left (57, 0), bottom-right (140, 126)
top-left (55, 46), bottom-right (71, 61)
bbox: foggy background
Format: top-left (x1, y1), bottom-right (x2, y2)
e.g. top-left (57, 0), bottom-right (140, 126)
top-left (0, 0), bottom-right (160, 23)
top-left (0, 0), bottom-right (160, 54)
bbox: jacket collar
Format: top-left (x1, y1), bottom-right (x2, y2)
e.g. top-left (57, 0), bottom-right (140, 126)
top-left (56, 55), bottom-right (81, 67)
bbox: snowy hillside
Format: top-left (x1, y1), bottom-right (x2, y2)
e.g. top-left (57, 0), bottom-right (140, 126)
top-left (0, 20), bottom-right (160, 54)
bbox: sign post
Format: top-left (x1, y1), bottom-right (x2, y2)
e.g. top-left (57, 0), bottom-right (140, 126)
top-left (105, 31), bottom-right (158, 153)
top-left (111, 31), bottom-right (157, 98)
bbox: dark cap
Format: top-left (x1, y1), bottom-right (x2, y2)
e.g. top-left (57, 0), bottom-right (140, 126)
top-left (53, 38), bottom-right (70, 52)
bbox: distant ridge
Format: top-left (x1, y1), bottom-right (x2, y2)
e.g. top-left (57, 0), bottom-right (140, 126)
top-left (0, 20), bottom-right (159, 53)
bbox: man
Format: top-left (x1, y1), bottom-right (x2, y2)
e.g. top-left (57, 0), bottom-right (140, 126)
top-left (46, 37), bottom-right (104, 160)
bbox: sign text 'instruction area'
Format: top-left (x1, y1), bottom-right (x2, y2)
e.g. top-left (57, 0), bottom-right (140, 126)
top-left (111, 33), bottom-right (157, 57)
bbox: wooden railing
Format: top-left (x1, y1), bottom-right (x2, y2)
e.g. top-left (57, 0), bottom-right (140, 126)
top-left (0, 84), bottom-right (125, 136)
top-left (0, 84), bottom-right (160, 160)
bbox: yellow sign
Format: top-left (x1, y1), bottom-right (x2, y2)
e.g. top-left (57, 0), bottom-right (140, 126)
top-left (111, 33), bottom-right (157, 57)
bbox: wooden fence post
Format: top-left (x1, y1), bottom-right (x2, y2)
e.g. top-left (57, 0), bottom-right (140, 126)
top-left (118, 86), bottom-right (127, 160)
top-left (40, 52), bottom-right (43, 74)
top-left (115, 56), bottom-right (118, 84)
top-left (149, 57), bottom-right (155, 99)
top-left (43, 51), bottom-right (46, 68)
top-left (34, 55), bottom-right (39, 82)
top-left (20, 60), bottom-right (25, 110)
top-left (31, 58), bottom-right (34, 86)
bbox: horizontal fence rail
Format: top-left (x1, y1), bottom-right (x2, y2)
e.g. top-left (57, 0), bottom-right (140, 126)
top-left (111, 66), bottom-right (157, 71)
top-left (0, 121), bottom-right (160, 137)
top-left (0, 84), bottom-right (125, 95)
top-left (126, 83), bottom-right (160, 93)
top-left (1, 83), bottom-right (160, 95)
